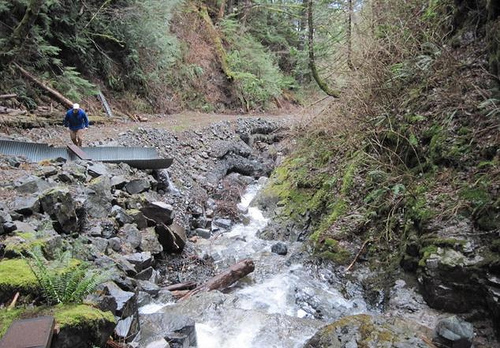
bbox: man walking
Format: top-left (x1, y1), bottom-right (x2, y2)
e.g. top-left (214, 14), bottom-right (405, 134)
top-left (64, 103), bottom-right (89, 146)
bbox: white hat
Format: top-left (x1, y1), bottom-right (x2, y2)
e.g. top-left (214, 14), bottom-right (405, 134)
top-left (73, 103), bottom-right (80, 109)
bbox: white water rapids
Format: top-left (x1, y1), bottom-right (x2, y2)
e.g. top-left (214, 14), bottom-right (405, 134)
top-left (141, 181), bottom-right (369, 348)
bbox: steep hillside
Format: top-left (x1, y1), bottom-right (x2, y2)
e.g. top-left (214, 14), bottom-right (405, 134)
top-left (258, 0), bottom-right (500, 344)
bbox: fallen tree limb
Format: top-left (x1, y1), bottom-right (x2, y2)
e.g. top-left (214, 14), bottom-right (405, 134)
top-left (165, 281), bottom-right (197, 292)
top-left (14, 63), bottom-right (73, 109)
top-left (0, 94), bottom-right (17, 99)
top-left (180, 258), bottom-right (255, 301)
top-left (345, 239), bottom-right (371, 273)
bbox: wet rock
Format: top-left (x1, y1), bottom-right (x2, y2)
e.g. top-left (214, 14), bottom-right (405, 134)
top-left (304, 314), bottom-right (433, 348)
top-left (137, 280), bottom-right (160, 296)
top-left (115, 315), bottom-right (140, 342)
top-left (102, 281), bottom-right (137, 317)
top-left (418, 247), bottom-right (486, 312)
top-left (155, 223), bottom-right (186, 253)
top-left (14, 175), bottom-right (51, 194)
top-left (194, 228), bottom-right (211, 239)
top-left (39, 187), bottom-right (78, 234)
top-left (12, 195), bottom-right (40, 215)
top-left (141, 202), bottom-right (175, 226)
top-left (434, 316), bottom-right (474, 348)
top-left (213, 218), bottom-right (232, 230)
top-left (271, 242), bottom-right (288, 255)
top-left (138, 313), bottom-right (196, 348)
top-left (140, 228), bottom-right (163, 255)
top-left (126, 178), bottom-right (151, 194)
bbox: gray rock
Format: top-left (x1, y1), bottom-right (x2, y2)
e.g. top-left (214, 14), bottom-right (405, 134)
top-left (111, 175), bottom-right (127, 189)
top-left (155, 223), bottom-right (186, 254)
top-left (108, 237), bottom-right (122, 252)
top-left (194, 228), bottom-right (211, 239)
top-left (115, 315), bottom-right (140, 342)
top-left (137, 280), bottom-right (160, 296)
top-left (136, 266), bottom-right (154, 281)
top-left (12, 195), bottom-right (40, 215)
top-left (125, 252), bottom-right (153, 273)
top-left (141, 202), bottom-right (175, 226)
top-left (91, 237), bottom-right (109, 254)
top-left (140, 228), bottom-right (163, 255)
top-left (128, 209), bottom-right (148, 229)
top-left (87, 162), bottom-right (109, 177)
top-left (213, 218), bottom-right (232, 230)
top-left (434, 316), bottom-right (474, 348)
top-left (145, 338), bottom-right (169, 348)
top-left (271, 242), bottom-right (288, 255)
top-left (85, 176), bottom-right (113, 219)
top-left (102, 281), bottom-right (137, 317)
top-left (120, 224), bottom-right (142, 249)
top-left (39, 165), bottom-right (58, 178)
top-left (14, 175), bottom-right (51, 194)
top-left (126, 178), bottom-right (151, 194)
top-left (112, 205), bottom-right (135, 226)
top-left (39, 187), bottom-right (78, 234)
top-left (139, 313), bottom-right (196, 348)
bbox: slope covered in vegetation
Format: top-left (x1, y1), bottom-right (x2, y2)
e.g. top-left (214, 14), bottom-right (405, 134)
top-left (259, 0), bottom-right (500, 341)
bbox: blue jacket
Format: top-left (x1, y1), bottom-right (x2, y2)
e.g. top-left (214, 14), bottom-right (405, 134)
top-left (64, 109), bottom-right (89, 131)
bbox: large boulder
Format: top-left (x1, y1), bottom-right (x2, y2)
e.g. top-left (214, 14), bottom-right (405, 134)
top-left (141, 202), bottom-right (175, 226)
top-left (84, 176), bottom-right (113, 219)
top-left (304, 314), bottom-right (433, 348)
top-left (39, 187), bottom-right (78, 234)
top-left (155, 223), bottom-right (186, 254)
top-left (14, 175), bottom-right (51, 194)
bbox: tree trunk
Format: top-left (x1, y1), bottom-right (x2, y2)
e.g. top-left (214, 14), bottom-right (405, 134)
top-left (0, 0), bottom-right (45, 66)
top-left (14, 63), bottom-right (74, 108)
top-left (307, 0), bottom-right (340, 97)
top-left (198, 4), bottom-right (234, 80)
top-left (180, 259), bottom-right (255, 300)
top-left (347, 0), bottom-right (354, 70)
top-left (218, 0), bottom-right (227, 20)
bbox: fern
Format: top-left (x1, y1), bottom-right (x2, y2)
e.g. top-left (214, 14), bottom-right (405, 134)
top-left (26, 247), bottom-right (111, 305)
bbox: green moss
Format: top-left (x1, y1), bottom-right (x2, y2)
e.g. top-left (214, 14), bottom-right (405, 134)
top-left (0, 308), bottom-right (24, 338)
top-left (5, 232), bottom-right (47, 256)
top-left (0, 259), bottom-right (39, 303)
top-left (418, 245), bottom-right (438, 267)
top-left (52, 304), bottom-right (115, 329)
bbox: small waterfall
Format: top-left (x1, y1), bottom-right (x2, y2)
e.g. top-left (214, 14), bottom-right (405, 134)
top-left (157, 169), bottom-right (180, 195)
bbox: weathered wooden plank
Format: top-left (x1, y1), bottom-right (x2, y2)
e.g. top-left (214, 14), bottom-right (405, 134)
top-left (67, 144), bottom-right (91, 160)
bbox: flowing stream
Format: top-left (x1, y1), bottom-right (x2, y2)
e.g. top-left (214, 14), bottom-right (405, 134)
top-left (141, 181), bottom-right (371, 347)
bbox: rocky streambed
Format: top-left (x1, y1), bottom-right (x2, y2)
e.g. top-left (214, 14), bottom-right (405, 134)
top-left (0, 116), bottom-right (491, 347)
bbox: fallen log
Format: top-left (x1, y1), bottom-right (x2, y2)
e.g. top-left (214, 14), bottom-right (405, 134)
top-left (14, 63), bottom-right (73, 109)
top-left (165, 281), bottom-right (197, 292)
top-left (180, 258), bottom-right (255, 301)
top-left (171, 290), bottom-right (191, 299)
top-left (0, 93), bottom-right (17, 99)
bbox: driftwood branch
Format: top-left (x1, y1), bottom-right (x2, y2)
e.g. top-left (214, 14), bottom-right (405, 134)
top-left (180, 258), bottom-right (255, 301)
top-left (14, 63), bottom-right (73, 108)
top-left (345, 239), bottom-right (371, 272)
top-left (0, 94), bottom-right (17, 99)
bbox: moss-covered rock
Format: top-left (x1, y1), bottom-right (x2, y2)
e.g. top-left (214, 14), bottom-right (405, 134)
top-left (51, 304), bottom-right (116, 348)
top-left (303, 314), bottom-right (433, 347)
top-left (0, 258), bottom-right (40, 304)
